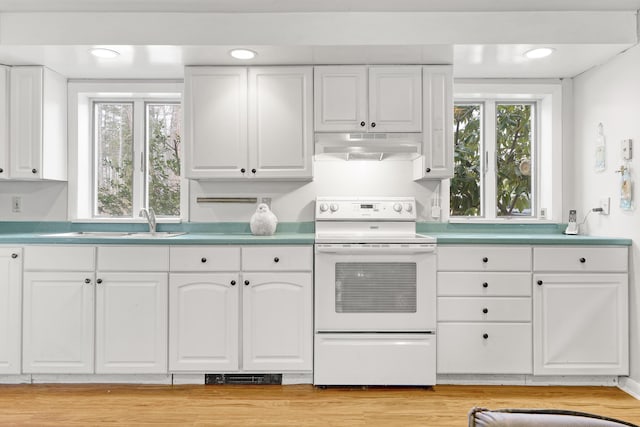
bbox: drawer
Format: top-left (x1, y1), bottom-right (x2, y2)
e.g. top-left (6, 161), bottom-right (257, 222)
top-left (438, 272), bottom-right (531, 296)
top-left (437, 323), bottom-right (532, 374)
top-left (242, 246), bottom-right (313, 271)
top-left (438, 246), bottom-right (531, 271)
top-left (24, 246), bottom-right (95, 271)
top-left (533, 246), bottom-right (628, 272)
top-left (438, 297), bottom-right (531, 322)
top-left (98, 246), bottom-right (169, 271)
top-left (170, 246), bottom-right (240, 272)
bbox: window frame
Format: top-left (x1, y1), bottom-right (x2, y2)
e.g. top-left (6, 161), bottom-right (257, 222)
top-left (448, 80), bottom-right (563, 223)
top-left (68, 81), bottom-right (185, 222)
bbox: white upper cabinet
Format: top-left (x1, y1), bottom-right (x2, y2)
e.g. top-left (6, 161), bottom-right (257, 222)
top-left (314, 65), bottom-right (422, 133)
top-left (414, 65), bottom-right (454, 179)
top-left (10, 66), bottom-right (67, 180)
top-left (184, 66), bottom-right (313, 180)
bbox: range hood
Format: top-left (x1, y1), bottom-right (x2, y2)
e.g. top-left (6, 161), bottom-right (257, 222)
top-left (315, 133), bottom-right (422, 161)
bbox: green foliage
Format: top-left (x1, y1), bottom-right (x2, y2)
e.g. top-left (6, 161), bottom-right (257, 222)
top-left (148, 104), bottom-right (181, 217)
top-left (450, 105), bottom-right (481, 216)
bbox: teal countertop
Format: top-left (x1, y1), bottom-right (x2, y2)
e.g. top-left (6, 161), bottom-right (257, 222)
top-left (0, 221), bottom-right (631, 246)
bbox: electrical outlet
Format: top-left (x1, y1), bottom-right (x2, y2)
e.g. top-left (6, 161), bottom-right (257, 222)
top-left (539, 208), bottom-right (547, 219)
top-left (599, 197), bottom-right (610, 215)
top-left (11, 196), bottom-right (21, 213)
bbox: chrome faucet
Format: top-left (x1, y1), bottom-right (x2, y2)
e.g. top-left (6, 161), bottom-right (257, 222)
top-left (139, 208), bottom-right (156, 233)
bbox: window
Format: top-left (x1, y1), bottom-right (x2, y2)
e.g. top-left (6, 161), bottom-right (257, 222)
top-left (93, 100), bottom-right (182, 219)
top-left (68, 81), bottom-right (184, 221)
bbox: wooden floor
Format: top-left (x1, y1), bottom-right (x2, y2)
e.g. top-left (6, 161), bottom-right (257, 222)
top-left (0, 384), bottom-right (639, 426)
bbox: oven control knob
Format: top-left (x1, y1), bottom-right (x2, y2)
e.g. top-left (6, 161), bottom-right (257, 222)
top-left (319, 203), bottom-right (329, 212)
top-left (393, 203), bottom-right (402, 212)
top-left (329, 203), bottom-right (339, 212)
top-left (404, 203), bottom-right (413, 212)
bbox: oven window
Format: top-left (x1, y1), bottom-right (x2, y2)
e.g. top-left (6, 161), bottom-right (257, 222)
top-left (335, 262), bottom-right (417, 313)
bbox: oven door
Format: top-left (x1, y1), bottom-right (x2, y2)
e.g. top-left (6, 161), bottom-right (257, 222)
top-left (314, 244), bottom-right (436, 332)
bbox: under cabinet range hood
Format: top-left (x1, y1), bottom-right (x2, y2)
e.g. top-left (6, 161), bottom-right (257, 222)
top-left (314, 133), bottom-right (422, 161)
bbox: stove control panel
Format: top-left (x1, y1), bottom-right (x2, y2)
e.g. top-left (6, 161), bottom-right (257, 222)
top-left (316, 197), bottom-right (417, 221)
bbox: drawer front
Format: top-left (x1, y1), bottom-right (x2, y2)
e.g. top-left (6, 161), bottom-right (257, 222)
top-left (438, 297), bottom-right (531, 322)
top-left (438, 246), bottom-right (531, 271)
top-left (437, 323), bottom-right (532, 374)
top-left (24, 246), bottom-right (95, 271)
top-left (438, 272), bottom-right (531, 296)
top-left (98, 246), bottom-right (169, 271)
top-left (533, 247), bottom-right (628, 272)
top-left (242, 246), bottom-right (313, 271)
top-left (170, 246), bottom-right (240, 272)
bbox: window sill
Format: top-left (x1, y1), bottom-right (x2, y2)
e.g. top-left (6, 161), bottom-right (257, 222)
top-left (448, 218), bottom-right (557, 225)
top-left (71, 218), bottom-right (184, 224)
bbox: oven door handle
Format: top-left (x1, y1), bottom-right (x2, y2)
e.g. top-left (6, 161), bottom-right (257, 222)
top-left (315, 246), bottom-right (436, 255)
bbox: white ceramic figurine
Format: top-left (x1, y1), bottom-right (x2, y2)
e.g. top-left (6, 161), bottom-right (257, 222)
top-left (250, 203), bottom-right (278, 236)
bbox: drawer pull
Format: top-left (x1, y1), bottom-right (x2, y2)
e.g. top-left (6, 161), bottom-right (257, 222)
top-left (482, 308), bottom-right (488, 314)
top-left (537, 280), bottom-right (543, 286)
top-left (244, 280), bottom-right (250, 286)
top-left (96, 278), bottom-right (103, 284)
top-left (11, 253), bottom-right (18, 259)
top-left (274, 257), bottom-right (280, 263)
top-left (230, 280), bottom-right (236, 286)
top-left (579, 257), bottom-right (586, 263)
top-left (482, 257), bottom-right (488, 263)
top-left (483, 333), bottom-right (489, 339)
top-left (84, 278), bottom-right (91, 284)
top-left (482, 282), bottom-right (488, 288)
top-left (201, 257), bottom-right (207, 263)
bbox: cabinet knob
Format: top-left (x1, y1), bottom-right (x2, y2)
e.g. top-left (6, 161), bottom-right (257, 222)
top-left (483, 333), bottom-right (489, 339)
top-left (537, 280), bottom-right (543, 286)
top-left (241, 168), bottom-right (246, 173)
top-left (0, 168), bottom-right (3, 173)
top-left (85, 278), bottom-right (91, 284)
top-left (244, 280), bottom-right (250, 286)
top-left (251, 168), bottom-right (256, 174)
top-left (482, 282), bottom-right (488, 288)
top-left (482, 308), bottom-right (488, 314)
top-left (370, 122), bottom-right (376, 128)
top-left (360, 121), bottom-right (366, 127)
top-left (32, 168), bottom-right (38, 174)
top-left (482, 257), bottom-right (488, 263)
top-left (230, 280), bottom-right (236, 286)
top-left (274, 257), bottom-right (279, 263)
top-left (96, 278), bottom-right (103, 284)
top-left (579, 257), bottom-right (586, 263)
top-left (425, 168), bottom-right (431, 173)
top-left (11, 253), bottom-right (18, 259)
top-left (201, 257), bottom-right (207, 263)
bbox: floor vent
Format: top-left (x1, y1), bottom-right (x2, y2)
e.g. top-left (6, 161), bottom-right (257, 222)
top-left (205, 374), bottom-right (283, 385)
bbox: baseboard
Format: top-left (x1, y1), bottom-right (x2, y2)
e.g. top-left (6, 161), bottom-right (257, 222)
top-left (437, 374), bottom-right (619, 387)
top-left (282, 373), bottom-right (313, 385)
top-left (31, 374), bottom-right (172, 384)
top-left (0, 374), bottom-right (31, 384)
top-left (618, 377), bottom-right (640, 400)
top-left (172, 374), bottom-right (205, 385)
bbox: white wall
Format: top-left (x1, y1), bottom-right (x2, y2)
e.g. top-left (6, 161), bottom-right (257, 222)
top-left (573, 44), bottom-right (640, 385)
top-left (190, 160), bottom-right (438, 222)
top-left (0, 181), bottom-right (67, 221)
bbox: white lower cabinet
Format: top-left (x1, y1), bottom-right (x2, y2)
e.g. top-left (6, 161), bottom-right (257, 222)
top-left (169, 245), bottom-right (313, 373)
top-left (0, 248), bottom-right (23, 374)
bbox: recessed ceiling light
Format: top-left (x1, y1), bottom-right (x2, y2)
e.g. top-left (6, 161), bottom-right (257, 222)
top-left (89, 48), bottom-right (120, 59)
top-left (229, 49), bottom-right (257, 60)
top-left (524, 48), bottom-right (555, 59)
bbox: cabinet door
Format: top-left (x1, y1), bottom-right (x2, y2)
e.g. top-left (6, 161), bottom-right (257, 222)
top-left (414, 66), bottom-right (453, 179)
top-left (22, 271), bottom-right (94, 374)
top-left (314, 66), bottom-right (368, 132)
top-left (95, 272), bottom-right (168, 374)
top-left (368, 66), bottom-right (422, 133)
top-left (169, 273), bottom-right (239, 372)
top-left (0, 248), bottom-right (22, 374)
top-left (242, 272), bottom-right (312, 371)
top-left (10, 66), bottom-right (43, 179)
top-left (248, 67), bottom-right (313, 180)
top-left (533, 273), bottom-right (628, 375)
top-left (0, 66), bottom-right (8, 180)
top-left (184, 67), bottom-right (248, 179)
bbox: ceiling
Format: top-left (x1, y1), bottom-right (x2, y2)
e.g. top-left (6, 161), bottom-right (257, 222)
top-left (0, 0), bottom-right (637, 80)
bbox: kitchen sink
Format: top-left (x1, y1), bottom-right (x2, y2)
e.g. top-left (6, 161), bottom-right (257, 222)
top-left (41, 231), bottom-right (186, 238)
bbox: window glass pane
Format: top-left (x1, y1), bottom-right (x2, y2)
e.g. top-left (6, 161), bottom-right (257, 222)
top-left (450, 104), bottom-right (482, 216)
top-left (146, 103), bottom-right (182, 217)
top-left (496, 104), bottom-right (533, 217)
top-left (94, 102), bottom-right (134, 217)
